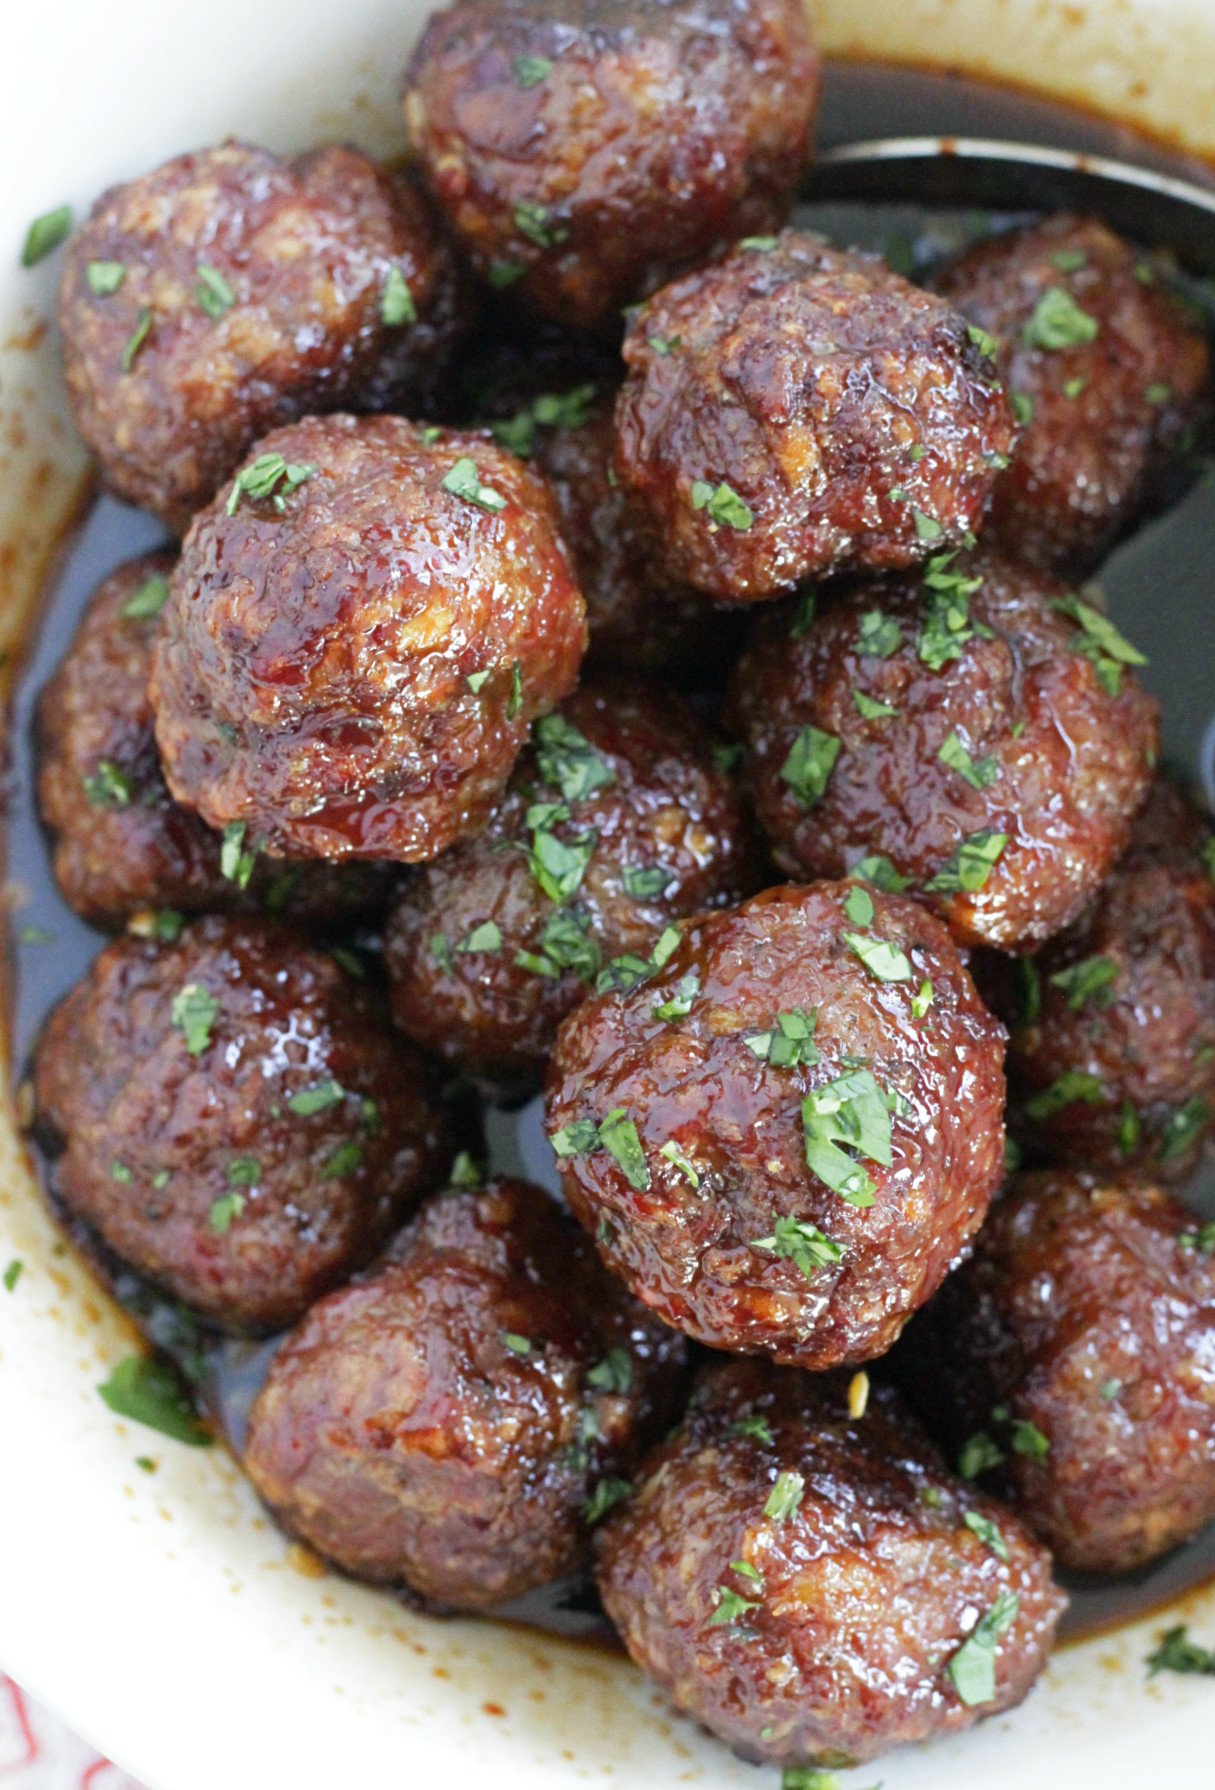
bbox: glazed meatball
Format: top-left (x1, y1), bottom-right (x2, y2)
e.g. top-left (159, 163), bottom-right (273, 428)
top-left (902, 1172), bottom-right (1215, 1575)
top-left (384, 679), bottom-right (756, 1081)
top-left (59, 141), bottom-right (465, 530)
top-left (32, 916), bottom-right (451, 1333)
top-left (243, 1175), bottom-right (688, 1607)
top-left (150, 414), bottom-right (587, 863)
top-left (402, 0), bottom-right (819, 332)
top-left (545, 881), bottom-right (1006, 1368)
top-left (36, 553), bottom-right (395, 927)
top-left (533, 397), bottom-right (744, 673)
top-left (596, 1358), bottom-right (1065, 1767)
top-left (727, 550), bottom-right (1158, 951)
top-left (993, 778), bottom-right (1215, 1176)
top-left (937, 214), bottom-right (1210, 573)
top-left (614, 233), bottom-right (1017, 602)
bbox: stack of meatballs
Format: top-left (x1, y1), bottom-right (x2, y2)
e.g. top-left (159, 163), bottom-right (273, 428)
top-left (28, 0), bottom-right (1215, 1774)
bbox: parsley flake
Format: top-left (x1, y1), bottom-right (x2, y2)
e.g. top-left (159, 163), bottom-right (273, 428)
top-left (853, 689), bottom-right (899, 720)
top-left (227, 453), bottom-right (315, 514)
top-left (963, 1510), bottom-right (1010, 1561)
top-left (22, 205), bottom-right (73, 267)
top-left (1148, 1626), bottom-right (1215, 1676)
top-left (122, 571), bottom-right (170, 618)
top-left (918, 554), bottom-right (988, 670)
top-left (171, 983), bottom-right (219, 1056)
top-left (587, 1347), bottom-right (632, 1395)
top-left (744, 1007), bottom-right (819, 1069)
top-left (733, 1414), bottom-right (773, 1443)
top-left (947, 1591), bottom-right (1019, 1706)
top-left (513, 52), bottom-right (553, 86)
top-left (1053, 593), bottom-right (1147, 694)
top-left (458, 919), bottom-right (503, 955)
top-left (220, 820), bottom-right (256, 889)
top-left (599, 1107), bottom-right (650, 1190)
top-left (924, 830), bottom-right (1008, 894)
top-left (287, 1079), bottom-right (346, 1117)
top-left (323, 1140), bottom-right (363, 1180)
top-left (1049, 954), bottom-right (1119, 1011)
top-left (196, 264), bottom-right (236, 319)
top-left (764, 1470), bottom-right (805, 1523)
top-left (381, 265), bottom-right (417, 326)
top-left (98, 1355), bottom-right (211, 1446)
top-left (938, 730), bottom-right (1000, 790)
top-left (1025, 1071), bottom-right (1104, 1120)
top-left (846, 932), bottom-right (914, 983)
top-left (779, 726), bottom-right (840, 808)
top-left (1159, 1097), bottom-right (1211, 1163)
top-left (752, 1215), bottom-right (842, 1278)
top-left (707, 1586), bottom-right (760, 1628)
top-left (967, 323), bottom-right (1000, 358)
top-left (1022, 286), bottom-right (1100, 350)
top-left (690, 480), bottom-right (754, 530)
top-left (502, 1331), bottom-right (533, 1356)
top-left (658, 1139), bottom-right (700, 1187)
top-left (959, 1432), bottom-right (1005, 1479)
top-left (87, 259), bottom-right (125, 295)
top-left (534, 711), bottom-right (615, 801)
top-left (853, 853), bottom-right (912, 892)
top-left (121, 306), bottom-right (153, 370)
top-left (209, 1192), bottom-right (246, 1235)
top-left (857, 609), bottom-right (902, 657)
top-left (802, 1069), bottom-right (892, 1207)
top-left (845, 885), bottom-right (874, 926)
top-left (585, 1476), bottom-right (632, 1524)
top-left (442, 456), bottom-right (507, 513)
top-left (653, 970), bottom-right (700, 1022)
top-left (3, 1260), bottom-right (24, 1293)
top-left (513, 200), bottom-right (567, 249)
top-left (83, 759), bottom-right (134, 808)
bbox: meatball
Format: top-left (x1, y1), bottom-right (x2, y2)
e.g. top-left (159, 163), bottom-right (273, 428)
top-left (727, 550), bottom-right (1158, 952)
top-left (596, 1358), bottom-right (1065, 1767)
top-left (533, 396), bottom-right (744, 673)
top-left (59, 141), bottom-right (465, 530)
top-left (384, 679), bottom-right (756, 1081)
top-left (902, 1172), bottom-right (1215, 1575)
top-left (150, 414), bottom-right (587, 863)
top-left (936, 214), bottom-right (1210, 573)
top-left (614, 232), bottom-right (1017, 602)
top-left (32, 916), bottom-right (451, 1333)
top-left (36, 553), bottom-right (395, 928)
top-left (545, 880), bottom-right (1007, 1369)
top-left (401, 0), bottom-right (819, 332)
top-left (243, 1175), bottom-right (688, 1607)
top-left (993, 778), bottom-right (1215, 1177)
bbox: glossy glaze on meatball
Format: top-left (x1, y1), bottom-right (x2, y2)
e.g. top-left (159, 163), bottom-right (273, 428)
top-left (151, 414), bottom-right (587, 863)
top-left (546, 881), bottom-right (1006, 1369)
top-left (596, 1358), bottom-right (1065, 1767)
top-left (994, 778), bottom-right (1215, 1176)
top-left (36, 553), bottom-right (396, 927)
top-left (385, 679), bottom-right (756, 1082)
top-left (727, 550), bottom-right (1159, 951)
top-left (33, 917), bottom-right (451, 1333)
top-left (59, 141), bottom-right (465, 531)
top-left (533, 397), bottom-right (744, 673)
top-left (902, 1172), bottom-right (1215, 1575)
top-left (244, 1175), bottom-right (688, 1607)
top-left (937, 214), bottom-right (1210, 573)
top-left (614, 232), bottom-right (1017, 601)
top-left (402, 0), bottom-right (819, 331)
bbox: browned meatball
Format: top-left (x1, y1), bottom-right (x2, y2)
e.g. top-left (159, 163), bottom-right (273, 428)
top-left (32, 917), bottom-right (451, 1333)
top-left (384, 679), bottom-right (756, 1082)
top-left (59, 142), bottom-right (465, 531)
top-left (243, 1175), bottom-right (688, 1607)
top-left (533, 397), bottom-right (744, 673)
top-left (36, 553), bottom-right (396, 928)
top-left (596, 1358), bottom-right (1065, 1768)
top-left (727, 550), bottom-right (1159, 952)
top-left (150, 414), bottom-right (587, 863)
top-left (902, 1172), bottom-right (1215, 1575)
top-left (402, 0), bottom-right (819, 332)
top-left (937, 215), bottom-right (1210, 574)
top-left (545, 881), bottom-right (1006, 1369)
top-left (614, 232), bottom-right (1017, 602)
top-left (993, 778), bottom-right (1215, 1177)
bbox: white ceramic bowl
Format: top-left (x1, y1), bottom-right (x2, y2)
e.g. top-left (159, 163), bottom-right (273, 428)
top-left (3, 4), bottom-right (1215, 1787)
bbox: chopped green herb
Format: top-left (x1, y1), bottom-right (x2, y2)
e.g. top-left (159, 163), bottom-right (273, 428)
top-left (739, 236), bottom-right (778, 251)
top-left (958, 1432), bottom-right (1005, 1479)
top-left (220, 820), bottom-right (256, 890)
top-left (913, 508), bottom-right (944, 542)
top-left (323, 1140), bottom-right (363, 1180)
top-left (658, 1139), bottom-right (700, 1187)
top-left (83, 759), bottom-right (134, 808)
top-left (853, 853), bottom-right (912, 892)
top-left (924, 830), bottom-right (1008, 895)
top-left (938, 730), bottom-right (1000, 790)
top-left (857, 609), bottom-right (902, 658)
top-left (690, 480), bottom-right (754, 531)
top-left (171, 983), bottom-right (219, 1056)
top-left (225, 1157), bottom-right (261, 1188)
top-left (845, 885), bottom-right (875, 926)
top-left (430, 931), bottom-right (454, 972)
top-left (587, 1347), bottom-right (632, 1395)
top-left (730, 1559), bottom-right (764, 1586)
top-left (491, 383), bottom-right (599, 456)
top-left (585, 1477), bottom-right (632, 1524)
top-left (516, 906), bottom-right (601, 983)
top-left (488, 259), bottom-right (525, 289)
top-left (791, 590), bottom-right (817, 638)
top-left (1118, 1099), bottom-right (1143, 1158)
top-left (764, 1470), bottom-right (804, 1523)
top-left (97, 1355), bottom-right (211, 1445)
top-left (18, 924), bottom-right (54, 946)
top-left (1010, 1420), bottom-right (1050, 1460)
top-left (442, 456), bottom-right (507, 513)
top-left (121, 306), bottom-right (153, 370)
top-left (647, 334), bottom-right (681, 356)
top-left (21, 205), bottom-right (73, 267)
top-left (967, 324), bottom-right (1000, 359)
top-left (846, 931), bottom-right (914, 983)
top-left (196, 264), bottom-right (236, 319)
top-left (947, 1591), bottom-right (1020, 1707)
top-left (622, 864), bottom-right (669, 900)
top-left (1050, 249), bottom-right (1089, 273)
top-left (87, 259), bottom-right (125, 295)
top-left (513, 51), bottom-right (553, 86)
top-left (502, 1331), bottom-right (533, 1356)
top-left (653, 970), bottom-right (700, 1022)
top-left (911, 978), bottom-right (934, 1020)
top-left (506, 660), bottom-right (524, 720)
top-left (1049, 954), bottom-right (1119, 1011)
top-left (853, 689), bottom-right (899, 720)
top-left (1147, 1626), bottom-right (1215, 1677)
top-left (110, 1160), bottom-right (133, 1184)
top-left (732, 1414), bottom-right (773, 1444)
top-left (1145, 381), bottom-right (1173, 406)
top-left (448, 1151), bottom-right (483, 1190)
top-left (466, 670), bottom-right (490, 693)
top-left (227, 453), bottom-right (315, 514)
top-left (1099, 1378), bottom-right (1123, 1401)
top-left (963, 1510), bottom-right (1010, 1562)
top-left (380, 265), bottom-right (417, 326)
top-left (917, 553), bottom-right (988, 671)
top-left (534, 711), bottom-right (615, 801)
top-left (744, 1007), bottom-right (819, 1069)
top-left (513, 199), bottom-right (567, 248)
top-left (209, 1192), bottom-right (246, 1235)
top-left (802, 1069), bottom-right (893, 1208)
top-left (1011, 389), bottom-right (1035, 426)
top-left (599, 1106), bottom-right (650, 1191)
top-left (1025, 1071), bottom-right (1104, 1120)
top-left (457, 919), bottom-right (503, 954)
top-left (287, 1079), bottom-right (346, 1117)
top-left (2, 1259), bottom-right (23, 1293)
top-left (707, 1586), bottom-right (760, 1628)
top-left (779, 726), bottom-right (840, 808)
top-left (1180, 1221), bottom-right (1215, 1255)
top-left (1052, 592), bottom-right (1147, 695)
top-left (527, 818), bottom-right (597, 904)
top-left (1023, 286), bottom-right (1099, 350)
top-left (752, 1215), bottom-right (842, 1278)
top-left (1158, 1097), bottom-right (1211, 1163)
top-left (549, 1118), bottom-right (600, 1158)
top-left (122, 571), bottom-right (170, 618)
top-left (135, 1456), bottom-right (157, 1473)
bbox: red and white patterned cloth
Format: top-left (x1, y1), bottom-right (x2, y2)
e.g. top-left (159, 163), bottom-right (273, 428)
top-left (0, 1680), bottom-right (145, 1790)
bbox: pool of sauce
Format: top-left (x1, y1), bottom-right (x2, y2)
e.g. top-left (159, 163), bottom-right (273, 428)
top-left (6, 58), bottom-right (1215, 1653)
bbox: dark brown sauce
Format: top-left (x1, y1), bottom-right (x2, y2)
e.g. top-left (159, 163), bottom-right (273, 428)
top-left (7, 57), bottom-right (1215, 1654)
